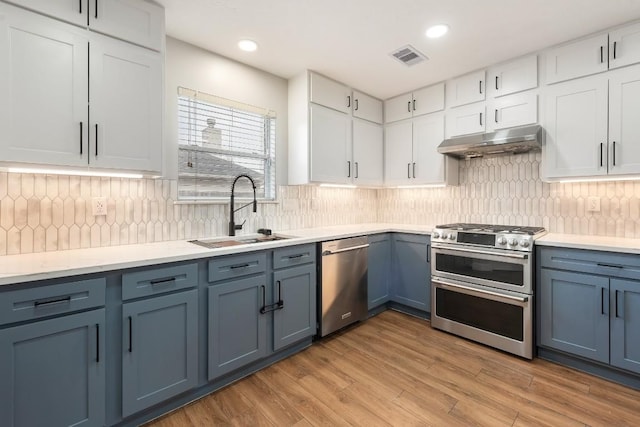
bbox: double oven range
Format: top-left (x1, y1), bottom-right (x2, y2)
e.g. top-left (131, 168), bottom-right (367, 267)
top-left (430, 223), bottom-right (546, 359)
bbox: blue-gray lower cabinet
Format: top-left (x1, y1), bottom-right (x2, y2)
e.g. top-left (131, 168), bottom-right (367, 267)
top-left (273, 264), bottom-right (316, 351)
top-left (0, 309), bottom-right (105, 427)
top-left (391, 233), bottom-right (431, 312)
top-left (610, 279), bottom-right (640, 374)
top-left (368, 234), bottom-right (391, 310)
top-left (539, 269), bottom-right (610, 363)
top-left (208, 275), bottom-right (268, 380)
top-left (122, 289), bottom-right (198, 418)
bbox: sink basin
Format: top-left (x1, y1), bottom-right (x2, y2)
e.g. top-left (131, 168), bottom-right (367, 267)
top-left (189, 234), bottom-right (290, 249)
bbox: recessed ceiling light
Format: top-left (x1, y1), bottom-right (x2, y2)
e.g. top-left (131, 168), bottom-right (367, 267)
top-left (426, 24), bottom-right (449, 39)
top-left (238, 39), bottom-right (258, 52)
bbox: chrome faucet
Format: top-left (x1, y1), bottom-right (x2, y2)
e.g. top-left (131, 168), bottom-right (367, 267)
top-left (229, 174), bottom-right (257, 236)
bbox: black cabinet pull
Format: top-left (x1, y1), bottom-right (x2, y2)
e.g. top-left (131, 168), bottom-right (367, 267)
top-left (495, 76), bottom-right (499, 90)
top-left (612, 141), bottom-right (616, 166)
top-left (479, 112), bottom-right (483, 126)
top-left (479, 80), bottom-right (483, 94)
top-left (597, 262), bottom-right (623, 268)
top-left (412, 162), bottom-right (416, 179)
top-left (615, 290), bottom-right (620, 318)
top-left (79, 0), bottom-right (82, 15)
top-left (601, 288), bottom-right (605, 315)
top-left (600, 46), bottom-right (604, 63)
top-left (412, 99), bottom-right (416, 111)
top-left (287, 254), bottom-right (304, 259)
top-left (94, 0), bottom-right (98, 19)
top-left (150, 277), bottom-right (175, 286)
top-left (495, 109), bottom-right (498, 123)
top-left (600, 143), bottom-right (604, 167)
top-left (355, 162), bottom-right (359, 179)
top-left (34, 295), bottom-right (71, 307)
top-left (613, 41), bottom-right (617, 59)
top-left (276, 280), bottom-right (284, 309)
top-left (96, 323), bottom-right (100, 363)
top-left (80, 122), bottom-right (83, 155)
top-left (347, 95), bottom-right (351, 108)
top-left (407, 101), bottom-right (411, 113)
top-left (95, 124), bottom-right (98, 156)
top-left (230, 263), bottom-right (249, 269)
top-left (347, 160), bottom-right (351, 178)
top-left (426, 244), bottom-right (431, 263)
top-left (355, 99), bottom-right (359, 111)
top-left (407, 163), bottom-right (411, 179)
top-left (128, 316), bottom-right (133, 352)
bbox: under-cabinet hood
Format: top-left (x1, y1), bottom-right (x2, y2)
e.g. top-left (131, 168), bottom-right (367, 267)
top-left (437, 124), bottom-right (542, 159)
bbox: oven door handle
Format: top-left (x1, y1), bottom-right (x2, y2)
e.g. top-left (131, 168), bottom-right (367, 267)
top-left (433, 278), bottom-right (529, 305)
top-left (433, 244), bottom-right (529, 260)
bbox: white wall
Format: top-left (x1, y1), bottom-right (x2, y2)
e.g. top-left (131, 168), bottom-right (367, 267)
top-left (163, 37), bottom-right (288, 184)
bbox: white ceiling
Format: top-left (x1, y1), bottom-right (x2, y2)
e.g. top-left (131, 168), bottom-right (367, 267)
top-left (157, 0), bottom-right (640, 100)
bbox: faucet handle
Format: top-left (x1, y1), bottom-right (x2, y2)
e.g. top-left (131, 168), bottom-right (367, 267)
top-left (234, 219), bottom-right (246, 231)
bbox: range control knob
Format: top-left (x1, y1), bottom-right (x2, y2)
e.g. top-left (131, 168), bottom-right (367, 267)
top-left (508, 239), bottom-right (517, 246)
top-left (520, 240), bottom-right (530, 248)
top-left (448, 233), bottom-right (456, 241)
top-left (498, 237), bottom-right (507, 245)
top-left (432, 232), bottom-right (440, 239)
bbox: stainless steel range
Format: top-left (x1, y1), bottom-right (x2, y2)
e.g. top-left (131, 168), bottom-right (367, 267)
top-left (430, 223), bottom-right (547, 359)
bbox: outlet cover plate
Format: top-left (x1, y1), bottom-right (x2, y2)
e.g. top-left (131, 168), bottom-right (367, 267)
top-left (587, 196), bottom-right (601, 212)
top-left (92, 197), bottom-right (107, 216)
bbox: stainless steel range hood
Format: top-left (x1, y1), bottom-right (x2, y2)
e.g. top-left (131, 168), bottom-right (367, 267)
top-left (437, 124), bottom-right (542, 159)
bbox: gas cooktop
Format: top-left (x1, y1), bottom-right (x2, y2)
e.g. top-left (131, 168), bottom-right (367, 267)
top-left (432, 223), bottom-right (547, 252)
top-left (435, 223), bottom-right (546, 236)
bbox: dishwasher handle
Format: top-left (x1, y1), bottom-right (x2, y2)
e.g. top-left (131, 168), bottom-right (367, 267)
top-left (322, 243), bottom-right (369, 256)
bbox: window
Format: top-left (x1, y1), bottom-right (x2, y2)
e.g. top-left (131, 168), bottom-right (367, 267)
top-left (177, 87), bottom-right (276, 201)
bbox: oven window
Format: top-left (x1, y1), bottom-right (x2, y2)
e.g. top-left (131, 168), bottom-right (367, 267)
top-left (435, 253), bottom-right (524, 286)
top-left (435, 287), bottom-right (524, 341)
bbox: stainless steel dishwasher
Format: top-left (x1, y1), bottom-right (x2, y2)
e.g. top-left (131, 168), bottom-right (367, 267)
top-left (318, 236), bottom-right (369, 337)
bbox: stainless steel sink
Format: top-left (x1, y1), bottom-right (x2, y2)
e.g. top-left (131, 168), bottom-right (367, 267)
top-left (189, 234), bottom-right (290, 249)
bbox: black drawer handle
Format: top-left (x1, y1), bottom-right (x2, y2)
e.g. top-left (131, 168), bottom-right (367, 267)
top-left (150, 277), bottom-right (176, 285)
top-left (287, 254), bottom-right (305, 260)
top-left (597, 263), bottom-right (623, 269)
top-left (34, 296), bottom-right (71, 308)
top-left (230, 263), bottom-right (250, 270)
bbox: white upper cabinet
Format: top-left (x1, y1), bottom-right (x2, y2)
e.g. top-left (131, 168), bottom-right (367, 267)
top-left (608, 65), bottom-right (640, 176)
top-left (545, 33), bottom-right (610, 84)
top-left (352, 119), bottom-right (383, 186)
top-left (89, 33), bottom-right (162, 172)
top-left (487, 92), bottom-right (538, 132)
top-left (309, 104), bottom-right (351, 184)
top-left (446, 102), bottom-right (486, 137)
top-left (384, 83), bottom-right (444, 123)
top-left (309, 72), bottom-right (350, 114)
top-left (0, 2), bottom-right (89, 167)
top-left (543, 74), bottom-right (608, 179)
top-left (6, 0), bottom-right (88, 26)
top-left (384, 120), bottom-right (414, 186)
top-left (352, 91), bottom-right (383, 124)
top-left (609, 22), bottom-right (640, 70)
top-left (447, 70), bottom-right (486, 107)
top-left (90, 0), bottom-right (164, 51)
top-left (489, 55), bottom-right (538, 97)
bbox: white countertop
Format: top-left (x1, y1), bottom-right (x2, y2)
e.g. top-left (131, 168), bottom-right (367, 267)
top-left (2, 223), bottom-right (639, 287)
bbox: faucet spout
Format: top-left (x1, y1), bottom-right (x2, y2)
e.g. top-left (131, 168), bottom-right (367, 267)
top-left (229, 174), bottom-right (257, 236)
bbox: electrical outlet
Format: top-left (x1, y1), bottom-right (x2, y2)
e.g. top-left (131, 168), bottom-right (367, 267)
top-left (587, 196), bottom-right (601, 212)
top-left (92, 197), bottom-right (107, 216)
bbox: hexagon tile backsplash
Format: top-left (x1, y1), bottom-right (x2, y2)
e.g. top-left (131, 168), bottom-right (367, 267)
top-left (1, 152), bottom-right (640, 255)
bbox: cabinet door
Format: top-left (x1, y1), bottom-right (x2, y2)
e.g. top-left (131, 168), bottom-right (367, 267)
top-left (208, 275), bottom-right (267, 380)
top-left (608, 64), bottom-right (640, 176)
top-left (6, 0), bottom-right (88, 26)
top-left (89, 0), bottom-right (164, 51)
top-left (391, 234), bottom-right (430, 312)
top-left (309, 104), bottom-right (351, 184)
top-left (413, 113), bottom-right (447, 184)
top-left (487, 92), bottom-right (537, 131)
top-left (309, 72), bottom-right (350, 113)
top-left (89, 33), bottom-right (162, 173)
top-left (122, 290), bottom-right (198, 417)
top-left (489, 55), bottom-right (538, 97)
top-left (412, 83), bottom-right (445, 117)
top-left (384, 93), bottom-right (413, 123)
top-left (543, 74), bottom-right (608, 179)
top-left (0, 3), bottom-right (89, 168)
top-left (539, 269), bottom-right (609, 363)
top-left (446, 102), bottom-right (486, 137)
top-left (352, 90), bottom-right (383, 124)
top-left (447, 70), bottom-right (486, 107)
top-left (368, 234), bottom-right (391, 309)
top-left (352, 119), bottom-right (383, 186)
top-left (610, 279), bottom-right (640, 375)
top-left (0, 309), bottom-right (105, 427)
top-left (609, 22), bottom-right (640, 70)
top-left (384, 120), bottom-right (413, 185)
top-left (545, 33), bottom-right (609, 84)
top-left (273, 264), bottom-right (316, 351)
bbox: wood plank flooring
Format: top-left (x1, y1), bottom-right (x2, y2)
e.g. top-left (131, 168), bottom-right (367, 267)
top-left (146, 310), bottom-right (640, 426)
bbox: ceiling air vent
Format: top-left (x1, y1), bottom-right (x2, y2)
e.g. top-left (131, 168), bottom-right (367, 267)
top-left (390, 45), bottom-right (428, 67)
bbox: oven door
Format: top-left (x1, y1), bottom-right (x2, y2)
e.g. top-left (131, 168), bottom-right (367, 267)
top-left (431, 242), bottom-right (532, 294)
top-left (431, 276), bottom-right (533, 359)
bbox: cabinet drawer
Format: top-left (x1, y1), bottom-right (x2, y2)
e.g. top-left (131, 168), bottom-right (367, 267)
top-left (208, 253), bottom-right (267, 282)
top-left (538, 247), bottom-right (640, 280)
top-left (122, 263), bottom-right (197, 301)
top-left (0, 278), bottom-right (106, 325)
top-left (273, 244), bottom-right (316, 270)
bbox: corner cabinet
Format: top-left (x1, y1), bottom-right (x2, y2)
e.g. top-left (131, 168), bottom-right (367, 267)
top-left (0, 0), bottom-right (163, 174)
top-left (390, 233), bottom-right (431, 313)
top-left (289, 70), bottom-right (383, 186)
top-left (368, 234), bottom-right (391, 310)
top-left (538, 247), bottom-right (640, 375)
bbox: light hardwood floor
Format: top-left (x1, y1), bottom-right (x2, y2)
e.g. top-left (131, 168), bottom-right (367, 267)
top-left (147, 310), bottom-right (640, 426)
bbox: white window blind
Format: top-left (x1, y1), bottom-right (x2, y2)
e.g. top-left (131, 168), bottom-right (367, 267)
top-left (177, 87), bottom-right (276, 200)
